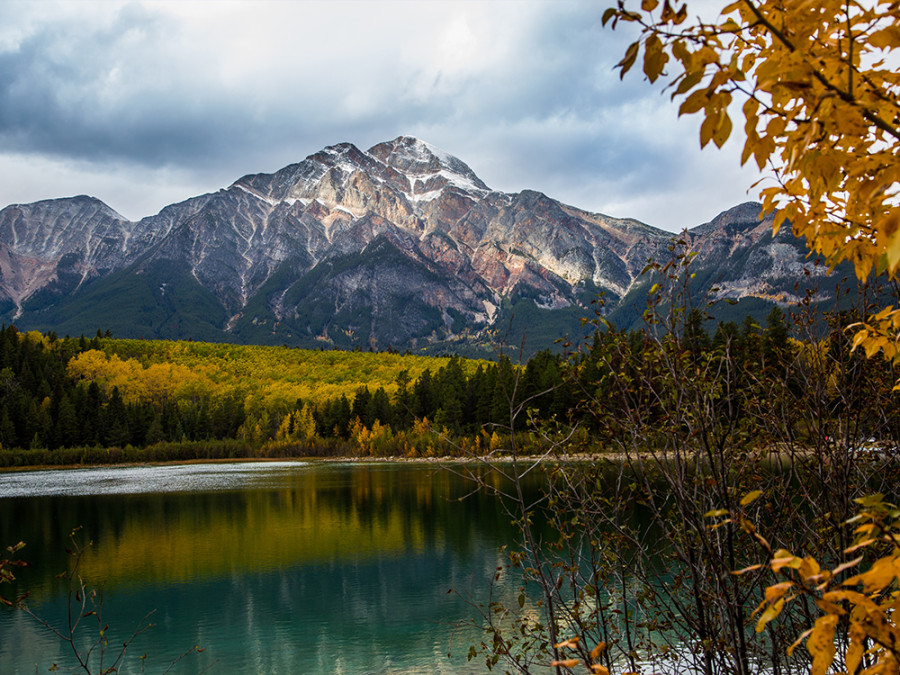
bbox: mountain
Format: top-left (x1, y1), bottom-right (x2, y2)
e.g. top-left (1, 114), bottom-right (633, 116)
top-left (0, 136), bottom-right (836, 354)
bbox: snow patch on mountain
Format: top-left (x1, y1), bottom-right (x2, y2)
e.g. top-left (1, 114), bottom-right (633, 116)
top-left (233, 183), bottom-right (279, 206)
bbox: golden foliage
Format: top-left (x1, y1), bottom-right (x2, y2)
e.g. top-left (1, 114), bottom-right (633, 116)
top-left (67, 339), bottom-right (482, 414)
top-left (67, 350), bottom-right (204, 405)
top-left (745, 493), bottom-right (900, 674)
top-left (276, 404), bottom-right (318, 443)
top-left (605, 0), bottom-right (900, 365)
top-left (349, 418), bottom-right (394, 456)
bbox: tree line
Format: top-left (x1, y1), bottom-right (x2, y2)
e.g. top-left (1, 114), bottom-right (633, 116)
top-left (2, 296), bottom-right (896, 465)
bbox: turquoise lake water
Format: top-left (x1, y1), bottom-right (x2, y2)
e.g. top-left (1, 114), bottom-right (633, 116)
top-left (0, 461), bottom-right (531, 674)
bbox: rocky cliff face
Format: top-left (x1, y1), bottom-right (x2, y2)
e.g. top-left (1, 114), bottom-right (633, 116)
top-left (0, 136), bottom-right (829, 352)
top-left (685, 202), bottom-right (830, 306)
top-left (0, 196), bottom-right (139, 317)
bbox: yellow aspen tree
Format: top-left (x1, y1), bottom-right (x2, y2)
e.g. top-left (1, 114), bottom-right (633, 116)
top-left (740, 493), bottom-right (900, 674)
top-left (276, 413), bottom-right (295, 442)
top-left (295, 404), bottom-right (317, 442)
top-left (67, 350), bottom-right (113, 383)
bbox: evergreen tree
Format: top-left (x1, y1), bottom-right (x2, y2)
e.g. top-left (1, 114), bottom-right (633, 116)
top-left (54, 392), bottom-right (79, 448)
top-left (683, 307), bottom-right (711, 359)
top-left (413, 369), bottom-right (434, 420)
top-left (491, 357), bottom-right (516, 426)
top-left (351, 386), bottom-right (373, 427)
top-left (712, 321), bottom-right (740, 355)
top-left (763, 306), bottom-right (791, 368)
top-left (392, 370), bottom-right (414, 429)
top-left (104, 387), bottom-right (131, 447)
top-left (0, 408), bottom-right (17, 449)
top-left (80, 382), bottom-right (102, 446)
top-left (368, 387), bottom-right (393, 427)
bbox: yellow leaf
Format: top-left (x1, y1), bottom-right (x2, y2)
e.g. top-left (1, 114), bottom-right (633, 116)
top-left (771, 549), bottom-right (802, 572)
top-left (831, 555), bottom-right (864, 577)
top-left (799, 556), bottom-right (821, 581)
top-left (814, 598), bottom-right (846, 616)
top-left (551, 659), bottom-right (581, 668)
top-left (869, 25), bottom-right (900, 50)
top-left (883, 215), bottom-right (900, 274)
top-left (765, 581), bottom-right (794, 602)
top-left (679, 89), bottom-right (708, 116)
top-left (601, 7), bottom-right (616, 26)
top-left (787, 627), bottom-right (813, 657)
top-left (808, 615), bottom-right (838, 675)
top-left (713, 113), bottom-right (733, 148)
top-left (741, 139), bottom-right (754, 166)
top-left (855, 610), bottom-right (900, 657)
top-left (660, 1), bottom-right (680, 23)
top-left (641, 0), bottom-right (659, 10)
top-left (846, 623), bottom-right (866, 675)
top-left (731, 564), bottom-right (763, 576)
top-left (740, 490), bottom-right (763, 506)
top-left (742, 97), bottom-right (759, 124)
top-left (847, 556), bottom-right (900, 593)
top-left (873, 306), bottom-right (895, 322)
top-left (824, 589), bottom-right (879, 612)
top-left (618, 41), bottom-right (640, 78)
top-left (700, 111), bottom-right (717, 148)
top-left (755, 597), bottom-right (784, 632)
top-left (851, 330), bottom-right (870, 352)
top-left (671, 38), bottom-right (690, 66)
top-left (643, 34), bottom-right (669, 83)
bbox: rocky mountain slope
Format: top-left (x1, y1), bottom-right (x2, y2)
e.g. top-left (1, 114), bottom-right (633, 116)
top-left (0, 136), bottom-right (835, 353)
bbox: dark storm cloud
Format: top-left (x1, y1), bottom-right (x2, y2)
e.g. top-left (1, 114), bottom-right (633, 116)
top-left (0, 3), bottom-right (249, 167)
top-left (0, 0), bottom-right (760, 229)
top-left (0, 2), bottom-right (638, 164)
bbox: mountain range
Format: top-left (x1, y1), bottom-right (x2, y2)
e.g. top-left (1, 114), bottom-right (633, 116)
top-left (0, 136), bottom-right (837, 354)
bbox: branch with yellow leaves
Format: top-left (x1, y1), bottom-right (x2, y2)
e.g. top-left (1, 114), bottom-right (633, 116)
top-left (604, 0), bottom-right (900, 381)
top-left (726, 493), bottom-right (900, 675)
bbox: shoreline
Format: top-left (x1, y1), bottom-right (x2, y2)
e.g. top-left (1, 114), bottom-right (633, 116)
top-left (0, 453), bottom-right (579, 473)
top-left (0, 446), bottom-right (809, 474)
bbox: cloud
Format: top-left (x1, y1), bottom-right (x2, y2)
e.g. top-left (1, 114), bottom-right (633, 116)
top-left (0, 0), bottom-right (762, 229)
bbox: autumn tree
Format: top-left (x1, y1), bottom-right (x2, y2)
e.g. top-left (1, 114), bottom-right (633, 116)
top-left (605, 0), bottom-right (900, 365)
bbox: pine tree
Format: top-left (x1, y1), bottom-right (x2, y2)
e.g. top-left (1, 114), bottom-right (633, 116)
top-left (104, 387), bottom-right (131, 447)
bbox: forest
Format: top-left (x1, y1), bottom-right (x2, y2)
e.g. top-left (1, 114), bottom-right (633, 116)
top-left (0, 287), bottom-right (897, 468)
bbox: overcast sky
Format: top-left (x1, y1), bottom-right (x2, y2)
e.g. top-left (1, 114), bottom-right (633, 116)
top-left (0, 0), bottom-right (763, 232)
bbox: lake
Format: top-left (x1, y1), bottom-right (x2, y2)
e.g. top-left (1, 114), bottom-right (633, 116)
top-left (0, 460), bottom-right (532, 674)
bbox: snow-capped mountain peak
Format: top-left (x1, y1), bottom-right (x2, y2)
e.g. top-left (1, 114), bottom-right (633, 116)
top-left (368, 136), bottom-right (490, 201)
top-left (0, 136), bottom-right (823, 354)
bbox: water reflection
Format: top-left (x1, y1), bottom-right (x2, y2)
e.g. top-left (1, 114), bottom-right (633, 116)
top-left (0, 461), bottom-right (530, 674)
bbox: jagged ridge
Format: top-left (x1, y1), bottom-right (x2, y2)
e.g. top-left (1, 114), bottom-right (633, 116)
top-left (0, 136), bottom-right (831, 353)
